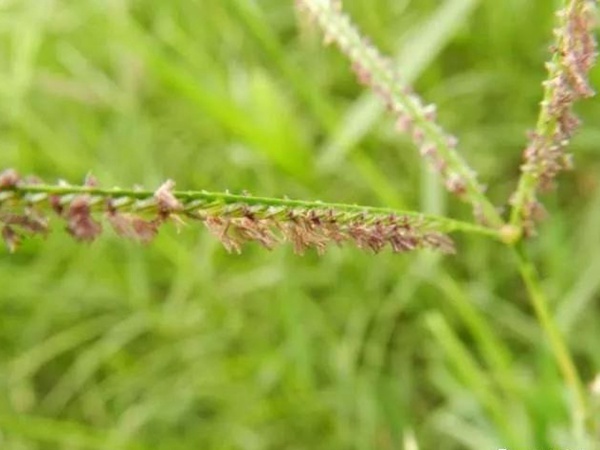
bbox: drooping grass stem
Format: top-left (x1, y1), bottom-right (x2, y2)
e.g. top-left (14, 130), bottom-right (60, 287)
top-left (0, 171), bottom-right (503, 254)
top-left (1, 182), bottom-right (500, 238)
top-left (513, 245), bottom-right (589, 439)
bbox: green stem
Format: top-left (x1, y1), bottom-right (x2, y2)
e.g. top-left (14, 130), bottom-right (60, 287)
top-left (513, 245), bottom-right (588, 438)
top-left (1, 183), bottom-right (500, 239)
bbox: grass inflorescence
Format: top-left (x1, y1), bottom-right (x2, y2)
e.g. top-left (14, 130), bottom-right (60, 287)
top-left (1, 0), bottom-right (599, 448)
top-left (0, 169), bottom-right (469, 255)
top-left (510, 0), bottom-right (598, 235)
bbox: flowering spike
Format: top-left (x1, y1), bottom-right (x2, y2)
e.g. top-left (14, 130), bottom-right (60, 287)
top-left (0, 169), bottom-right (498, 254)
top-left (510, 0), bottom-right (597, 236)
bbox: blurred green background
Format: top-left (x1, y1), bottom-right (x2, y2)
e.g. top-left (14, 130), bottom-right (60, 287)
top-left (1, 0), bottom-right (599, 448)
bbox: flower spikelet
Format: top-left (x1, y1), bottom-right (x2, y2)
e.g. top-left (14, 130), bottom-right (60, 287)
top-left (154, 179), bottom-right (182, 216)
top-left (202, 208), bottom-right (455, 255)
top-left (64, 196), bottom-right (103, 242)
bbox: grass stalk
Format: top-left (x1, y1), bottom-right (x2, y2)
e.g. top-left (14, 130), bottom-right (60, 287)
top-left (0, 181), bottom-right (499, 239)
top-left (1, 172), bottom-right (501, 255)
top-left (513, 245), bottom-right (589, 439)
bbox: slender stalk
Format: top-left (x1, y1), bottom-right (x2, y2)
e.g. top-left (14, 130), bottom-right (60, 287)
top-left (1, 183), bottom-right (499, 238)
top-left (513, 245), bottom-right (588, 439)
top-left (0, 171), bottom-right (503, 255)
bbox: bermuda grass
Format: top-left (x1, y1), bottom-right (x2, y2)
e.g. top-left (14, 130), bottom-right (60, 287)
top-left (1, 0), bottom-right (599, 449)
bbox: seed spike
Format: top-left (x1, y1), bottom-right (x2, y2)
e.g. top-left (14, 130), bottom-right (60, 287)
top-left (0, 169), bottom-right (501, 253)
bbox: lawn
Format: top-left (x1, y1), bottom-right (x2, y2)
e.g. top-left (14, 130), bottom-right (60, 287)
top-left (0, 0), bottom-right (599, 449)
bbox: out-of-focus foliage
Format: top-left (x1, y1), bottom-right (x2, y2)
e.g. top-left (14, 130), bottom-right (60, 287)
top-left (0, 0), bottom-right (599, 449)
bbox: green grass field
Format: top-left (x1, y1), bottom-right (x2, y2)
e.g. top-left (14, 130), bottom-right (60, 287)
top-left (1, 0), bottom-right (599, 448)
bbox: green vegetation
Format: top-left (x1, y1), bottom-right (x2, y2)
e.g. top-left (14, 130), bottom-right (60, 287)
top-left (0, 0), bottom-right (599, 449)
